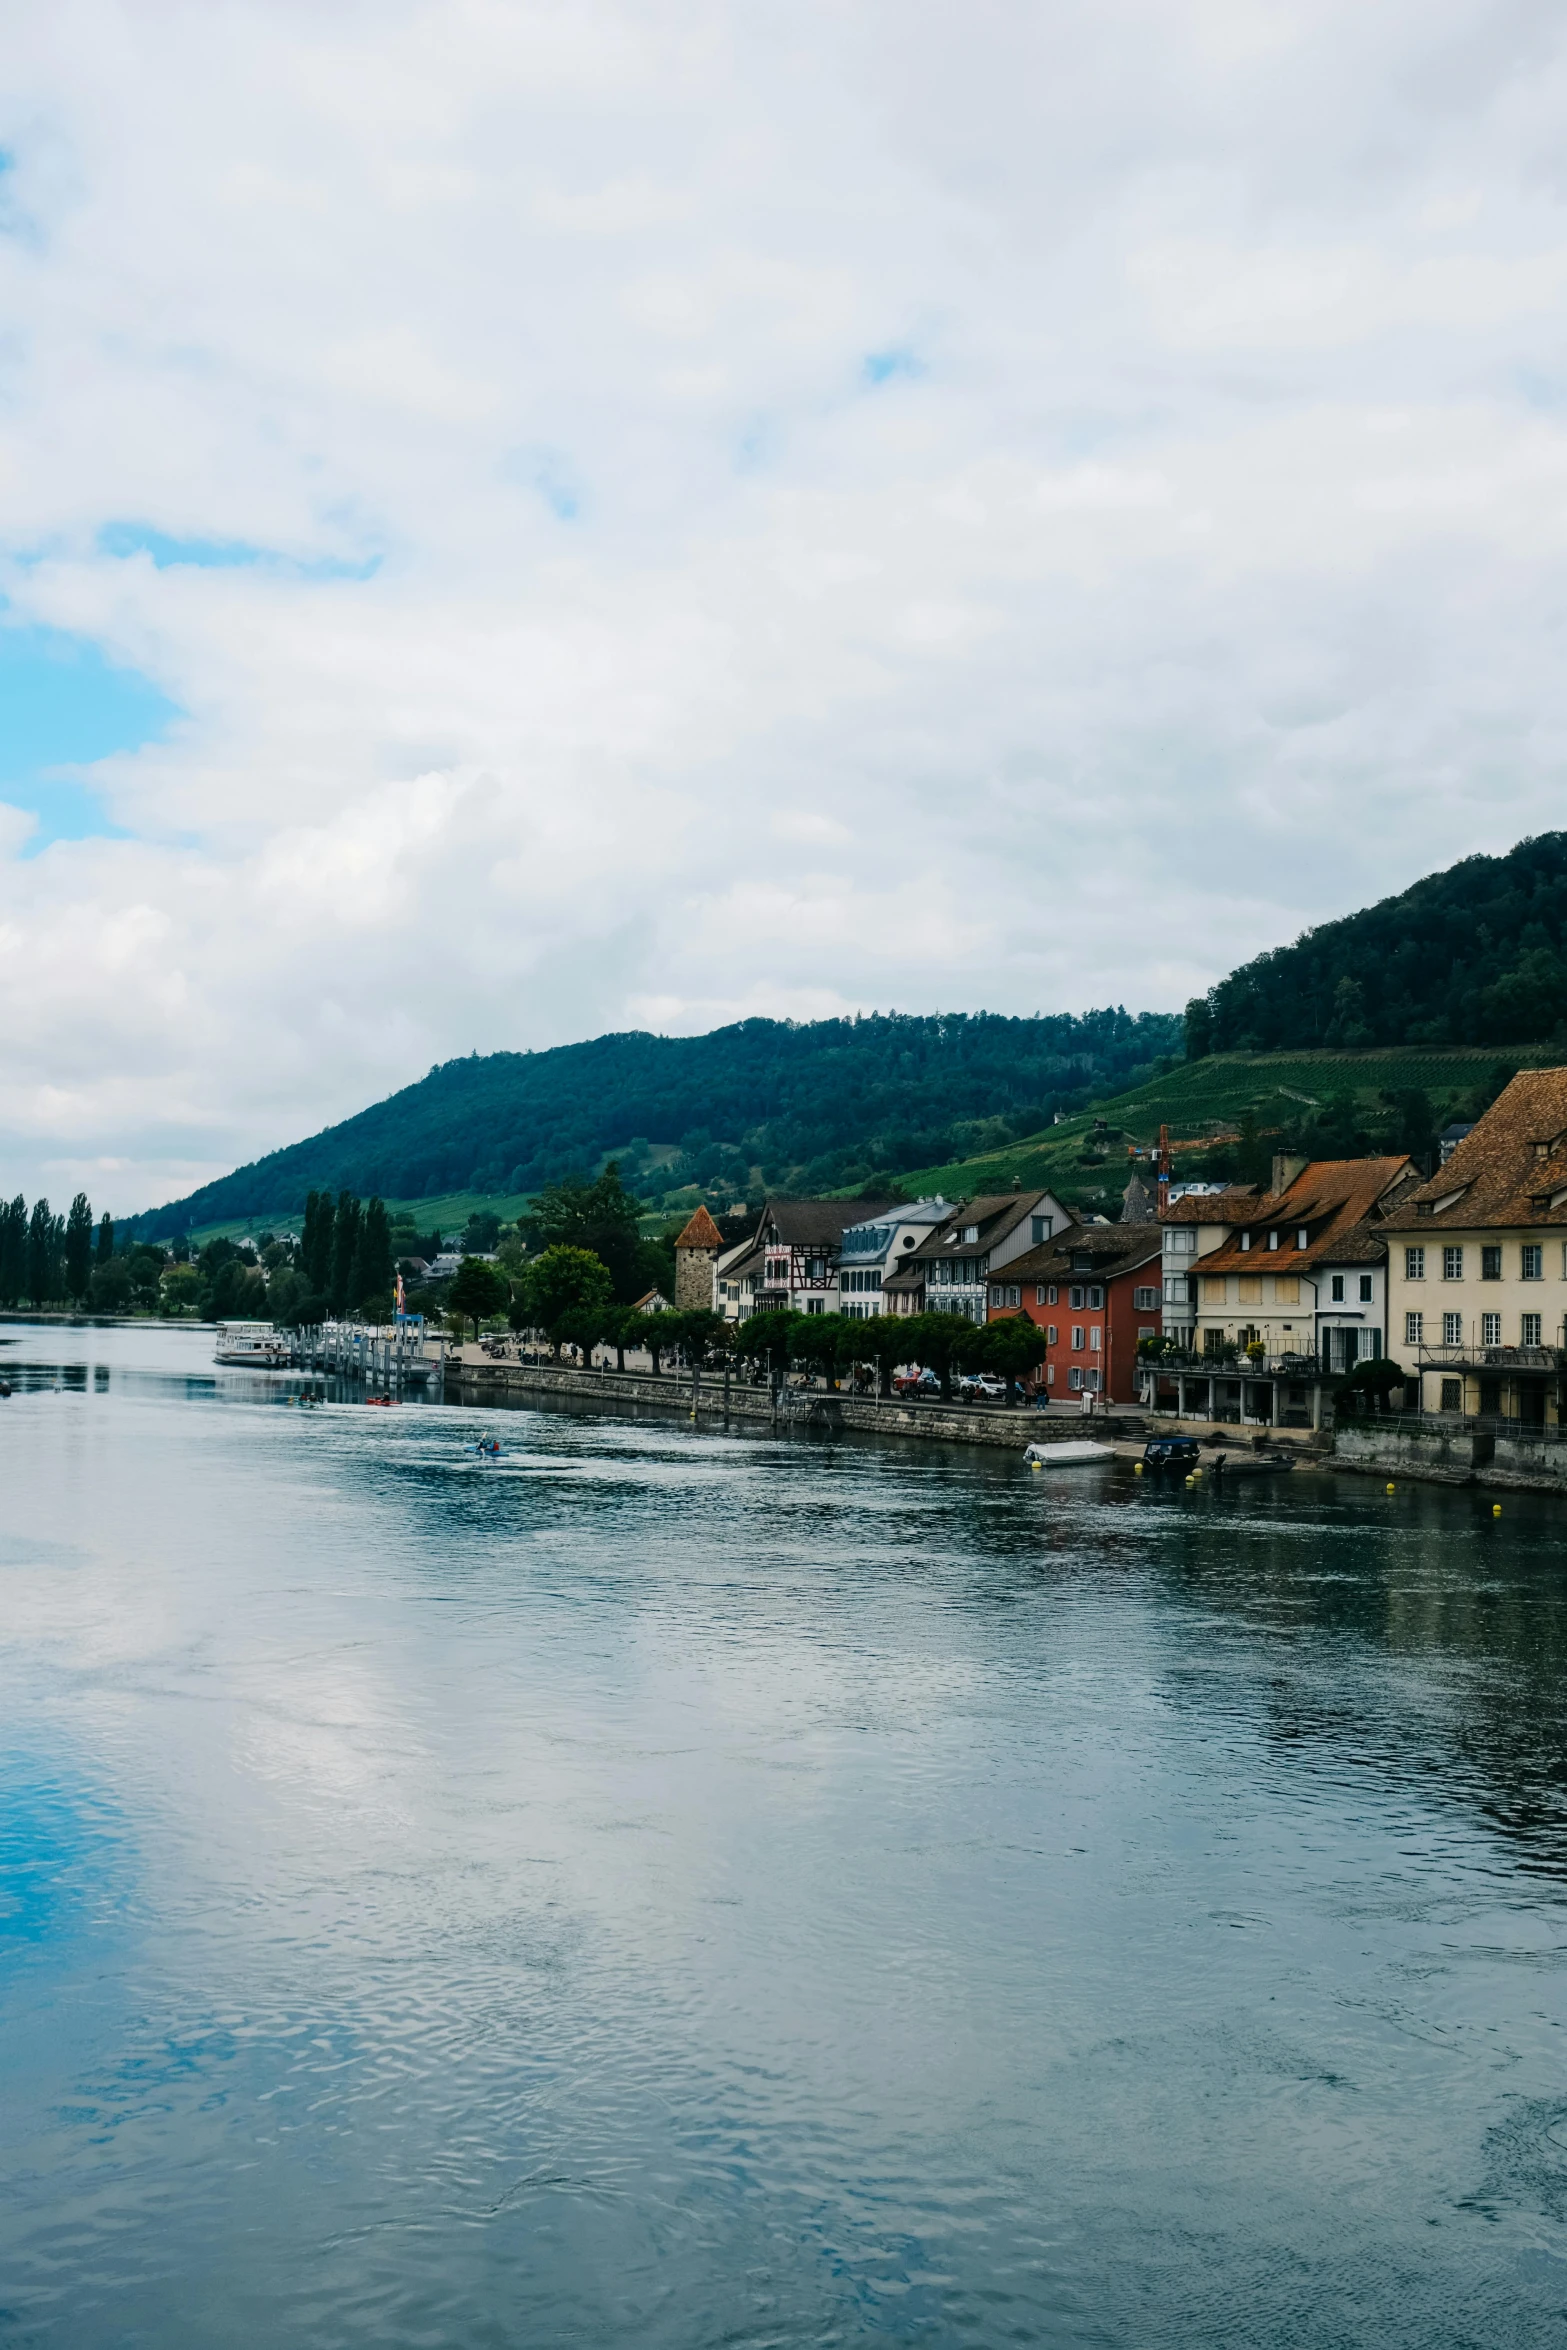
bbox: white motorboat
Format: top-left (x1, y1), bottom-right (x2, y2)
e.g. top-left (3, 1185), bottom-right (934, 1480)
top-left (213, 1320), bottom-right (290, 1368)
top-left (1023, 1440), bottom-right (1117, 1467)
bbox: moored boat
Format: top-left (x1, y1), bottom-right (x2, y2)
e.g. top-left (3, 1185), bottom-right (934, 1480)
top-left (214, 1320), bottom-right (290, 1368)
top-left (1024, 1439), bottom-right (1117, 1468)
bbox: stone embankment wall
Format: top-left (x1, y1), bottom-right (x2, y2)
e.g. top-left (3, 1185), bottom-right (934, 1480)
top-left (446, 1359), bottom-right (1090, 1452)
top-left (1335, 1422), bottom-right (1567, 1492)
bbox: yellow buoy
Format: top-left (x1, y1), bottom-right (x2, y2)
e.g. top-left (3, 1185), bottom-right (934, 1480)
top-left (1134, 1462), bottom-right (1144, 1475)
top-left (1184, 1474), bottom-right (1196, 1487)
top-left (1031, 1460), bottom-right (1042, 1471)
top-left (1386, 1482), bottom-right (1396, 1494)
top-left (1493, 1502), bottom-right (1502, 1517)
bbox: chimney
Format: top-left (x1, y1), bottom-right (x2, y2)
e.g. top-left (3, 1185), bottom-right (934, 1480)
top-left (1270, 1152), bottom-right (1308, 1195)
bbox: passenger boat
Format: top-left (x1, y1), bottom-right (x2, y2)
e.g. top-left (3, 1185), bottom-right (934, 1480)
top-left (1023, 1440), bottom-right (1117, 1468)
top-left (213, 1320), bottom-right (290, 1368)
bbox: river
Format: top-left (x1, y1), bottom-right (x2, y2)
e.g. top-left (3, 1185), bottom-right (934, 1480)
top-left (3, 1317), bottom-right (1566, 2346)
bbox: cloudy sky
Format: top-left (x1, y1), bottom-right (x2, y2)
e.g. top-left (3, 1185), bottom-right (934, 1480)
top-left (3, 0), bottom-right (1566, 1210)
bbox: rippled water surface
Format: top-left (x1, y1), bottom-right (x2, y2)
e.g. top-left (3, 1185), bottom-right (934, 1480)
top-left (5, 1320), bottom-right (1567, 2345)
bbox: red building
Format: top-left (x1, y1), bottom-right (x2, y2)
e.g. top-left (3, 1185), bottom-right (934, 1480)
top-left (989, 1226), bottom-right (1162, 1405)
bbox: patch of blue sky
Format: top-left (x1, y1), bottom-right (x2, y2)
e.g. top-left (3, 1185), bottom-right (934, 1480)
top-left (0, 621), bottom-right (179, 852)
top-left (97, 522), bottom-right (379, 580)
top-left (500, 446), bottom-right (585, 521)
top-left (862, 346), bottom-right (924, 387)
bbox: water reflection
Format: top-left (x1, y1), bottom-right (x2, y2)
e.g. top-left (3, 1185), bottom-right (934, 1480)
top-left (2, 1318), bottom-right (1567, 2347)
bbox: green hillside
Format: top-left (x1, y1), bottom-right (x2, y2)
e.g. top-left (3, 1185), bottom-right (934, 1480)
top-left (891, 1044), bottom-right (1552, 1213)
top-left (1191, 832), bottom-right (1567, 1054)
top-left (122, 1008), bottom-right (1181, 1236)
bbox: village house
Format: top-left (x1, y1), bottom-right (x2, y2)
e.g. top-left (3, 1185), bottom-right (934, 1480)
top-left (714, 1197), bottom-right (900, 1321)
top-left (1382, 1068), bottom-right (1567, 1427)
top-left (1148, 1153), bottom-right (1417, 1428)
top-left (884, 1190), bottom-right (1073, 1321)
top-left (990, 1225), bottom-right (1162, 1404)
top-left (835, 1198), bottom-right (953, 1317)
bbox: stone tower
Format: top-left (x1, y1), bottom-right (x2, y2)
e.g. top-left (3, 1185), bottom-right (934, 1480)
top-left (673, 1204), bottom-right (724, 1308)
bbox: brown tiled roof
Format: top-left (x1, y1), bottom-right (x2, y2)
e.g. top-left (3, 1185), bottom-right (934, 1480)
top-left (673, 1206), bottom-right (724, 1250)
top-left (1004, 1228), bottom-right (1162, 1284)
top-left (762, 1197), bottom-right (898, 1247)
top-left (903, 1190), bottom-right (1061, 1262)
top-left (1193, 1157), bottom-right (1413, 1274)
top-left (1162, 1185), bottom-right (1263, 1224)
top-left (1383, 1068), bottom-right (1567, 1232)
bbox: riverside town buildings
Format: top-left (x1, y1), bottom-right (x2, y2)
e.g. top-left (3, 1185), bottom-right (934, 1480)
top-left (1144, 1153), bottom-right (1418, 1429)
top-left (989, 1224), bottom-right (1162, 1404)
top-left (884, 1190), bottom-right (1073, 1321)
top-left (1383, 1068), bottom-right (1567, 1428)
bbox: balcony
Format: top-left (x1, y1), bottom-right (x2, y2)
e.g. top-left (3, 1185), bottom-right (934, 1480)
top-left (1415, 1343), bottom-right (1563, 1375)
top-left (1140, 1347), bottom-right (1325, 1378)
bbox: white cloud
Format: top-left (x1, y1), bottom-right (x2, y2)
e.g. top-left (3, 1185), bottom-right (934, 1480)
top-left (2, 0), bottom-right (1567, 1207)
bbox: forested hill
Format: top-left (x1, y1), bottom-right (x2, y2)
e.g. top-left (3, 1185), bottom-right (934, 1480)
top-left (128, 1008), bottom-right (1183, 1233)
top-left (1189, 832), bottom-right (1567, 1056)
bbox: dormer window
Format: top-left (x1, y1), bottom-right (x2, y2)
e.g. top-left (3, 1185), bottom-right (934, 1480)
top-left (1240, 1232), bottom-right (1251, 1252)
top-left (1296, 1228), bottom-right (1309, 1250)
top-left (962, 1226), bottom-right (979, 1243)
top-left (1268, 1230), bottom-right (1279, 1250)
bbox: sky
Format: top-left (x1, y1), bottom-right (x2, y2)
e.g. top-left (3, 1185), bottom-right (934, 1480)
top-left (3, 0), bottom-right (1567, 1212)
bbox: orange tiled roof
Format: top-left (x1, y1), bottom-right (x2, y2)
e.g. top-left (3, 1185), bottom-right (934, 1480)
top-left (1192, 1157), bottom-right (1413, 1274)
top-left (673, 1205), bottom-right (725, 1250)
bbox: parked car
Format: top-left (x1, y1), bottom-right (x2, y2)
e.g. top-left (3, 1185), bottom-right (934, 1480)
top-left (893, 1368), bottom-right (941, 1398)
top-left (959, 1373), bottom-right (1008, 1401)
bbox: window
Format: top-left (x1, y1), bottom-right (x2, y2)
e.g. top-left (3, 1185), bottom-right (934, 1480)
top-left (1164, 1278), bottom-right (1187, 1308)
top-left (1442, 1312), bottom-right (1462, 1344)
top-left (1359, 1275), bottom-right (1373, 1303)
top-left (1268, 1231), bottom-right (1279, 1251)
top-left (1240, 1232), bottom-right (1252, 1252)
top-left (1071, 1326), bottom-right (1085, 1351)
top-left (1046, 1325), bottom-right (1058, 1345)
top-left (1523, 1245), bottom-right (1544, 1281)
top-left (1483, 1246), bottom-right (1502, 1280)
top-left (1482, 1312), bottom-right (1501, 1345)
top-left (990, 1286), bottom-right (1003, 1308)
top-left (1296, 1229), bottom-right (1309, 1250)
top-left (1139, 1325), bottom-right (1156, 1339)
top-left (1089, 1286), bottom-right (1104, 1309)
top-left (806, 1297), bottom-right (824, 1316)
top-left (1046, 1364), bottom-right (1055, 1385)
top-left (1030, 1216), bottom-right (1053, 1245)
top-left (1070, 1285), bottom-right (1085, 1309)
top-left (962, 1226), bottom-right (978, 1244)
top-left (1007, 1286), bottom-right (1020, 1309)
top-left (1331, 1275), bottom-right (1345, 1302)
top-left (1089, 1327), bottom-right (1102, 1351)
top-left (1047, 1284), bottom-right (1059, 1306)
top-left (1523, 1313), bottom-right (1543, 1346)
top-left (1406, 1311), bottom-right (1424, 1345)
top-left (1133, 1286), bottom-right (1159, 1310)
top-left (1086, 1368), bottom-right (1102, 1391)
top-left (1167, 1228), bottom-right (1197, 1255)
top-left (1237, 1276), bottom-right (1262, 1305)
top-left (1406, 1247), bottom-right (1425, 1280)
top-left (1442, 1246), bottom-right (1463, 1280)
top-left (1068, 1366), bottom-right (1083, 1390)
top-left (1201, 1274), bottom-right (1226, 1304)
top-left (1274, 1277), bottom-right (1300, 1305)
top-left (1440, 1379), bottom-right (1462, 1412)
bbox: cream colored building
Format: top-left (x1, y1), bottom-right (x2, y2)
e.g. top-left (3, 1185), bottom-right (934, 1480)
top-left (1384, 1069), bottom-right (1567, 1426)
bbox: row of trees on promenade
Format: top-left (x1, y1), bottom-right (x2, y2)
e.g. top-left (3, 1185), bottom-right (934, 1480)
top-left (499, 1242), bottom-right (1050, 1400)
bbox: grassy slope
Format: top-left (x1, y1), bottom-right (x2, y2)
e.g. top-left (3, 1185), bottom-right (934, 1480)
top-left (890, 1044), bottom-right (1554, 1209)
top-left (180, 1044), bottom-right (1557, 1242)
